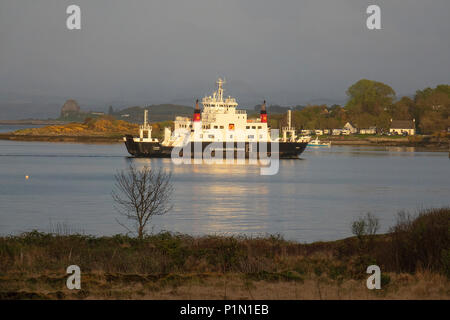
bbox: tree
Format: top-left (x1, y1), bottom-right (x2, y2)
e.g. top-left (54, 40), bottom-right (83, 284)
top-left (387, 97), bottom-right (414, 120)
top-left (414, 85), bottom-right (450, 133)
top-left (351, 212), bottom-right (380, 239)
top-left (345, 79), bottom-right (396, 116)
top-left (351, 212), bottom-right (380, 252)
top-left (112, 165), bottom-right (173, 239)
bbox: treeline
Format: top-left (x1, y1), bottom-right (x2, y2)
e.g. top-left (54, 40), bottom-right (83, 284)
top-left (267, 80), bottom-right (449, 134)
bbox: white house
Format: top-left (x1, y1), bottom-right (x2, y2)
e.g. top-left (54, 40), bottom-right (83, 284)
top-left (343, 122), bottom-right (358, 134)
top-left (390, 119), bottom-right (415, 136)
top-left (360, 127), bottom-right (377, 135)
top-left (314, 129), bottom-right (324, 136)
top-left (332, 129), bottom-right (343, 135)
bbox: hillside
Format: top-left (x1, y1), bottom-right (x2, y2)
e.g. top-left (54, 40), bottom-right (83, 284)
top-left (11, 117), bottom-right (138, 138)
top-left (113, 104), bottom-right (193, 123)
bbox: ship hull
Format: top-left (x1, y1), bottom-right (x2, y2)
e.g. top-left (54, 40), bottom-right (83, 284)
top-left (124, 135), bottom-right (307, 159)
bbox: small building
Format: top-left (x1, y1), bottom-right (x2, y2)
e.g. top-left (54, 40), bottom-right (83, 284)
top-left (332, 129), bottom-right (343, 135)
top-left (343, 122), bottom-right (358, 134)
top-left (301, 129), bottom-right (312, 135)
top-left (314, 129), bottom-right (323, 136)
top-left (323, 129), bottom-right (330, 135)
top-left (360, 126), bottom-right (377, 135)
top-left (390, 119), bottom-right (416, 136)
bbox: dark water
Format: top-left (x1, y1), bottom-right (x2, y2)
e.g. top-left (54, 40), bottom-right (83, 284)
top-left (0, 140), bottom-right (448, 242)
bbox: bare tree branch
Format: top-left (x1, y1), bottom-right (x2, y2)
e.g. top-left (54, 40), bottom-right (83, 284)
top-left (112, 164), bottom-right (173, 239)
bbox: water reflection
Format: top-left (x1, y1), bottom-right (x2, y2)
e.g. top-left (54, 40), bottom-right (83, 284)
top-left (0, 140), bottom-right (448, 242)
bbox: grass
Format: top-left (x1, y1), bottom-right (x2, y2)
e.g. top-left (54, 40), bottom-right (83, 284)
top-left (0, 207), bottom-right (449, 299)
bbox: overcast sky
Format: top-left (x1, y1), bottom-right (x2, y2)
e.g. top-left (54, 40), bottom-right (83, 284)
top-left (0, 0), bottom-right (449, 108)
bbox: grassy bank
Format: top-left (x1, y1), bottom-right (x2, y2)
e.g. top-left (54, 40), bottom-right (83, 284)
top-left (324, 134), bottom-right (450, 151)
top-left (0, 117), bottom-right (176, 143)
top-left (0, 117), bottom-right (138, 143)
top-left (0, 208), bottom-right (448, 299)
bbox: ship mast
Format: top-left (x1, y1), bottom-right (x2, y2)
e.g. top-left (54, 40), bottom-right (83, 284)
top-left (216, 78), bottom-right (225, 102)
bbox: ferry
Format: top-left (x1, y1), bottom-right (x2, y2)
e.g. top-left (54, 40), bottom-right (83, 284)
top-left (123, 78), bottom-right (310, 159)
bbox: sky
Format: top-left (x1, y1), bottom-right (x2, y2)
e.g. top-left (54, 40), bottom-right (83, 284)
top-left (0, 0), bottom-right (449, 113)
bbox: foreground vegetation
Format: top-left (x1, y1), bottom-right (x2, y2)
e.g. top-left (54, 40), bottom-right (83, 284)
top-left (0, 208), bottom-right (448, 299)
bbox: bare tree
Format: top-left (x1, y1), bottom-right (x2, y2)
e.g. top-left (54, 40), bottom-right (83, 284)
top-left (112, 164), bottom-right (173, 239)
top-left (351, 212), bottom-right (380, 240)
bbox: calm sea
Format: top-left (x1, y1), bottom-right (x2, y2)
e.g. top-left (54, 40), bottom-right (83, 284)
top-left (0, 138), bottom-right (448, 242)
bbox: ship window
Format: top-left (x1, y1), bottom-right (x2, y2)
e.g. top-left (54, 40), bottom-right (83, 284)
top-left (248, 135), bottom-right (255, 139)
top-left (214, 126), bottom-right (218, 129)
top-left (208, 134), bottom-right (214, 139)
top-left (200, 134), bottom-right (203, 138)
top-left (230, 135), bottom-right (233, 138)
top-left (246, 126), bottom-right (250, 129)
top-left (258, 126), bottom-right (262, 129)
top-left (252, 126), bottom-right (256, 129)
top-left (220, 126), bottom-right (224, 129)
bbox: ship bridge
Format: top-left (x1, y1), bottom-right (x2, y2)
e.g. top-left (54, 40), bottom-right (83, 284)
top-left (199, 78), bottom-right (250, 131)
top-left (169, 78), bottom-right (270, 143)
top-left (202, 78), bottom-right (238, 109)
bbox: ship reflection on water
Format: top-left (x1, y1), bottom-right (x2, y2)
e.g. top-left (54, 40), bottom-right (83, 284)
top-left (129, 157), bottom-right (271, 235)
top-left (0, 141), bottom-right (448, 242)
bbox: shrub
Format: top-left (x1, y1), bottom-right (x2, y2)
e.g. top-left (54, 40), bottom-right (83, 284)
top-left (388, 208), bottom-right (450, 273)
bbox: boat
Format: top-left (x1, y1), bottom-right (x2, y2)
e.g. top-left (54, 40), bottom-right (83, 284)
top-left (308, 137), bottom-right (331, 147)
top-left (123, 78), bottom-right (310, 159)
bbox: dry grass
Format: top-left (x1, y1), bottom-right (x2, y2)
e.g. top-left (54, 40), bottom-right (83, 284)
top-left (0, 207), bottom-right (448, 300)
top-left (1, 271), bottom-right (448, 300)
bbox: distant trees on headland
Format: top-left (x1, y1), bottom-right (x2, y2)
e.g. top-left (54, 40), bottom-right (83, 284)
top-left (269, 80), bottom-right (449, 134)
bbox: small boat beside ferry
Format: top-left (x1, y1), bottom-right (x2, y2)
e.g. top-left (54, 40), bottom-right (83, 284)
top-left (308, 137), bottom-right (331, 147)
top-left (124, 78), bottom-right (310, 159)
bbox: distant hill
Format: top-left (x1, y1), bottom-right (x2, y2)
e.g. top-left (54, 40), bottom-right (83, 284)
top-left (114, 104), bottom-right (193, 123)
top-left (0, 102), bottom-right (61, 120)
top-left (252, 104), bottom-right (306, 114)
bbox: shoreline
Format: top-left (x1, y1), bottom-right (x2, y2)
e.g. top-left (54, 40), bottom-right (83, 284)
top-left (0, 133), bottom-right (123, 144)
top-left (0, 133), bottom-right (448, 151)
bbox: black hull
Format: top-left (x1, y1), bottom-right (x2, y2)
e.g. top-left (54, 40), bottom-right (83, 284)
top-left (124, 135), bottom-right (307, 159)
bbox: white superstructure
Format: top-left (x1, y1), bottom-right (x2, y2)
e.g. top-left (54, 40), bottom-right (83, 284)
top-left (137, 110), bottom-right (159, 142)
top-left (163, 78), bottom-right (269, 146)
top-left (127, 78), bottom-right (310, 145)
